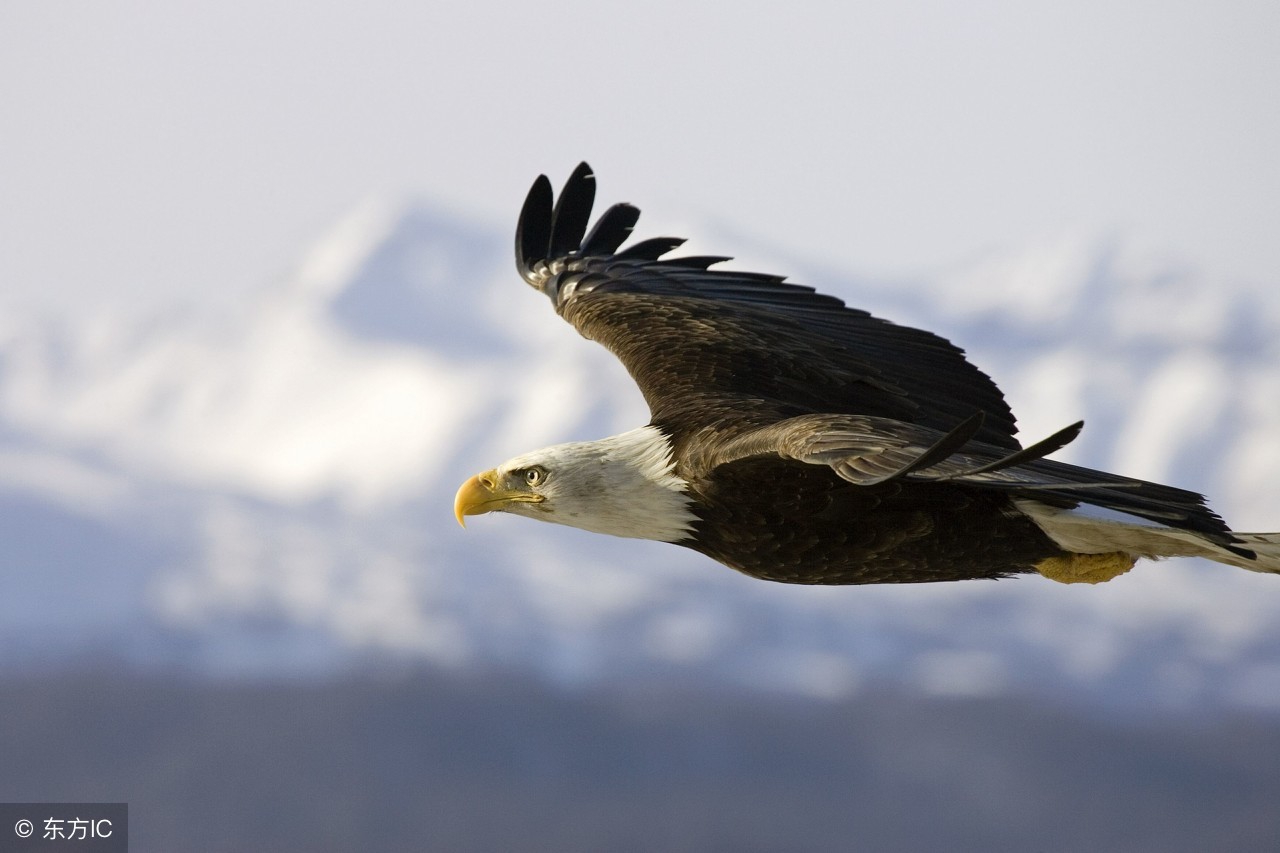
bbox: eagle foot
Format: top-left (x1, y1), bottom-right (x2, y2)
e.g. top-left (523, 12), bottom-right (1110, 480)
top-left (1036, 552), bottom-right (1136, 585)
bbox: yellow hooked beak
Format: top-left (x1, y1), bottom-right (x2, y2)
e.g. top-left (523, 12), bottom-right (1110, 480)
top-left (454, 469), bottom-right (543, 527)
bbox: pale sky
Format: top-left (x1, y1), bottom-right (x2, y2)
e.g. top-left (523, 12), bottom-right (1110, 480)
top-left (3, 1), bottom-right (1278, 313)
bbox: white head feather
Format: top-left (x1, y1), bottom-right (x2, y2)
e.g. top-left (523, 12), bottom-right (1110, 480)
top-left (493, 426), bottom-right (696, 542)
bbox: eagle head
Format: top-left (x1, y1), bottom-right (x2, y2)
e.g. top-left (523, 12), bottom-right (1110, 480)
top-left (454, 427), bottom-right (696, 543)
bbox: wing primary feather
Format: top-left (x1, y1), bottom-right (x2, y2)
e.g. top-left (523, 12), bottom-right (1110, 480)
top-left (580, 203), bottom-right (640, 256)
top-left (613, 236), bottom-right (687, 261)
top-left (515, 174), bottom-right (554, 284)
top-left (662, 255), bottom-right (734, 270)
top-left (548, 162), bottom-right (597, 259)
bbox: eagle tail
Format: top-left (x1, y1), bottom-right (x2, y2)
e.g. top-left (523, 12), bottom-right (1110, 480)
top-left (1014, 499), bottom-right (1280, 575)
top-left (1227, 533), bottom-right (1280, 574)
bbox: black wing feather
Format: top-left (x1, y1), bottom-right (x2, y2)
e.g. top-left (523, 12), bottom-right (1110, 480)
top-left (664, 255), bottom-right (735, 270)
top-left (547, 162), bottom-right (596, 260)
top-left (515, 175), bottom-right (553, 285)
top-left (613, 237), bottom-right (687, 262)
top-left (580, 203), bottom-right (640, 256)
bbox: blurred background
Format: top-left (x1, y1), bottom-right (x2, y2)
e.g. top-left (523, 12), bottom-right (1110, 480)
top-left (2, 2), bottom-right (1279, 850)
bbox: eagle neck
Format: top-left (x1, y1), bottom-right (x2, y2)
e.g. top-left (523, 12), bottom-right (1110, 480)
top-left (584, 426), bottom-right (696, 543)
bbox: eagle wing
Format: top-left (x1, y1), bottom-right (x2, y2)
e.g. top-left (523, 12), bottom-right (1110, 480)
top-left (516, 163), bottom-right (1022, 450)
top-left (699, 413), bottom-right (1243, 551)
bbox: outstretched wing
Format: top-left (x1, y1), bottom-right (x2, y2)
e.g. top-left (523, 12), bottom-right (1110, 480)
top-left (516, 163), bottom-right (1023, 450)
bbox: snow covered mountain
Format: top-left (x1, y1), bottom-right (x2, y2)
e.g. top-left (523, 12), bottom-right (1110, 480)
top-left (1, 198), bottom-right (1278, 712)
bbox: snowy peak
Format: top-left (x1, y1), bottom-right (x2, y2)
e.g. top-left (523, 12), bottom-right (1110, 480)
top-left (0, 200), bottom-right (645, 512)
top-left (930, 231), bottom-right (1279, 348)
top-left (316, 202), bottom-right (519, 358)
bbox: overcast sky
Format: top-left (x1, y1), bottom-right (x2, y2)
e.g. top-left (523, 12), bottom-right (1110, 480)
top-left (3, 1), bottom-right (1277, 313)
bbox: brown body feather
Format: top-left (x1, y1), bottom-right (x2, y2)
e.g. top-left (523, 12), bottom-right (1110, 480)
top-left (683, 458), bottom-right (1065, 584)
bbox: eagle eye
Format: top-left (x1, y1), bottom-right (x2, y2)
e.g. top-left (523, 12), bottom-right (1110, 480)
top-left (521, 466), bottom-right (547, 487)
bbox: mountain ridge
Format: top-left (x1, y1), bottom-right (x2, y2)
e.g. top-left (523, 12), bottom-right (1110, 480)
top-left (1, 198), bottom-right (1277, 713)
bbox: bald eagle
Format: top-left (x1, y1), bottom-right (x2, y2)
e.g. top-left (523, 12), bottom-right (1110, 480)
top-left (455, 163), bottom-right (1280, 585)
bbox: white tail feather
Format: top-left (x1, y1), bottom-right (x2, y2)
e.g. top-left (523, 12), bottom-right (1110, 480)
top-left (1015, 500), bottom-right (1280, 575)
top-left (1228, 533), bottom-right (1280, 574)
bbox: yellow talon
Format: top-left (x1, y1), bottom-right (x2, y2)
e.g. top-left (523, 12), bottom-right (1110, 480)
top-left (1036, 552), bottom-right (1136, 585)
